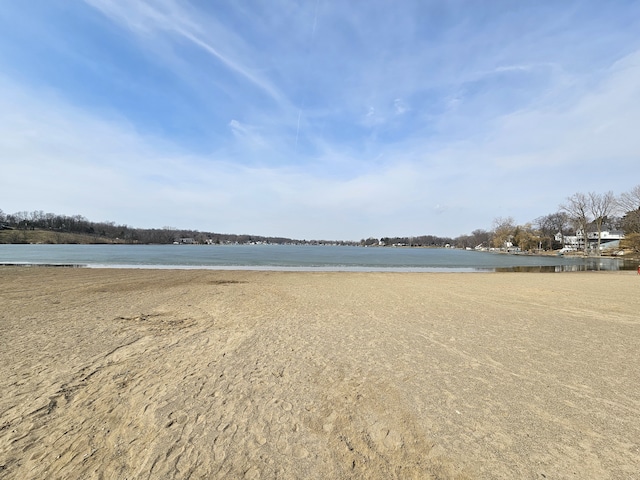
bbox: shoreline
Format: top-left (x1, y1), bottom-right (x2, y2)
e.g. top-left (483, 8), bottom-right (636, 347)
top-left (0, 262), bottom-right (632, 272)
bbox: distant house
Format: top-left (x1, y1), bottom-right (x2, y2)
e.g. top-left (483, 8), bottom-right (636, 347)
top-left (555, 230), bottom-right (624, 251)
top-left (556, 232), bottom-right (581, 250)
top-left (588, 230), bottom-right (625, 251)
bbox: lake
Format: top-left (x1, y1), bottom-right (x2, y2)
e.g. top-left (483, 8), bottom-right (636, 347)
top-left (0, 244), bottom-right (635, 272)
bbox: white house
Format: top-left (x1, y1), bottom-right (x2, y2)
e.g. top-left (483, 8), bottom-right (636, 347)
top-left (555, 230), bottom-right (624, 251)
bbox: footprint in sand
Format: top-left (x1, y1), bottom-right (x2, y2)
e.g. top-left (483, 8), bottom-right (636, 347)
top-left (254, 434), bottom-right (267, 446)
top-left (368, 422), bottom-right (403, 451)
top-left (292, 445), bottom-right (309, 459)
top-left (276, 433), bottom-right (290, 454)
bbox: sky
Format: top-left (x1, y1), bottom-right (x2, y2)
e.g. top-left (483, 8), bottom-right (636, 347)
top-left (1, 1), bottom-right (640, 241)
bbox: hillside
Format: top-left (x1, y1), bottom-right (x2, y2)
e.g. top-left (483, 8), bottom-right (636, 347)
top-left (0, 229), bottom-right (124, 245)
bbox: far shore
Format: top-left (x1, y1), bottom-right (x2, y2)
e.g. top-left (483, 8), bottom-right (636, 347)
top-left (2, 229), bottom-right (639, 263)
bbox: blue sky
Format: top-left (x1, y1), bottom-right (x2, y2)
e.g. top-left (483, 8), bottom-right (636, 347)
top-left (1, 1), bottom-right (639, 240)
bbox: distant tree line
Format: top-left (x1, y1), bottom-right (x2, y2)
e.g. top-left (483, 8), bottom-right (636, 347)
top-left (359, 235), bottom-right (454, 247)
top-left (1, 184), bottom-right (639, 253)
top-left (0, 209), bottom-right (355, 245)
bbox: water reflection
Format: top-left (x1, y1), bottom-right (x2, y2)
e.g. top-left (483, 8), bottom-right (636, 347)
top-left (495, 258), bottom-right (637, 272)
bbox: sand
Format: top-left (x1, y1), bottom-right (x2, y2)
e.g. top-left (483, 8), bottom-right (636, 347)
top-left (0, 267), bottom-right (639, 479)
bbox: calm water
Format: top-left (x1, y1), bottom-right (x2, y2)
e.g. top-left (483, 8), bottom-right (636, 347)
top-left (0, 244), bottom-right (635, 272)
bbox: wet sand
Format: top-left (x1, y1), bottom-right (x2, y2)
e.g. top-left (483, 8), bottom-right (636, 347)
top-left (1, 267), bottom-right (639, 479)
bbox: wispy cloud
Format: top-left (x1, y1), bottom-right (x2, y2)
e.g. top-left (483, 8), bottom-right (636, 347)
top-left (84, 0), bottom-right (287, 105)
top-left (394, 98), bottom-right (409, 115)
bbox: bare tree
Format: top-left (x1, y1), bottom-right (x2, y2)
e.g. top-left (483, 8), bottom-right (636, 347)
top-left (618, 185), bottom-right (640, 234)
top-left (588, 191), bottom-right (617, 255)
top-left (470, 229), bottom-right (491, 248)
top-left (535, 212), bottom-right (570, 249)
top-left (618, 184), bottom-right (640, 211)
top-left (560, 193), bottom-right (590, 253)
top-left (492, 217), bottom-right (516, 249)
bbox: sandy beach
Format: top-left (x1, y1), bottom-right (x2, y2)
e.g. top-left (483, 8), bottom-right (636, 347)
top-left (1, 267), bottom-right (639, 479)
